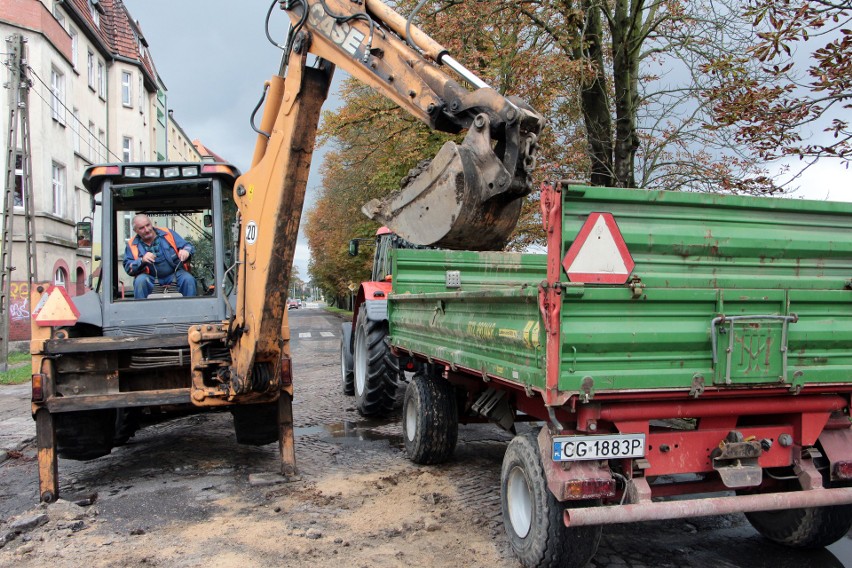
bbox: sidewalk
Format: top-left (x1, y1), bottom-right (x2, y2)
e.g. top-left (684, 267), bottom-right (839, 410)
top-left (0, 383), bottom-right (35, 462)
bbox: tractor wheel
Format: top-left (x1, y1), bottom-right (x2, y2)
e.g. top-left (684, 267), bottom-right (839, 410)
top-left (340, 322), bottom-right (355, 396)
top-left (353, 304), bottom-right (397, 417)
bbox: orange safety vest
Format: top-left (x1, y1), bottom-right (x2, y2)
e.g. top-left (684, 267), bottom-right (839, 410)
top-left (127, 227), bottom-right (189, 274)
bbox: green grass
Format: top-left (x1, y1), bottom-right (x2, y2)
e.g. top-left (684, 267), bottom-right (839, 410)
top-left (323, 306), bottom-right (353, 319)
top-left (0, 351), bottom-right (31, 385)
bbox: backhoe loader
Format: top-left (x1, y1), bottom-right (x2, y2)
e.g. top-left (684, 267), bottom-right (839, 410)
top-left (30, 0), bottom-right (542, 503)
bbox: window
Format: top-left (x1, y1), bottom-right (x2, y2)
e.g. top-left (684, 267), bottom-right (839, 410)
top-left (51, 162), bottom-right (66, 217)
top-left (121, 71), bottom-right (132, 107)
top-left (70, 28), bottom-right (78, 69)
top-left (72, 108), bottom-right (81, 153)
top-left (87, 51), bottom-right (94, 89)
top-left (13, 153), bottom-right (23, 208)
top-left (54, 267), bottom-right (67, 288)
top-left (88, 121), bottom-right (96, 162)
top-left (98, 130), bottom-right (106, 162)
top-left (122, 137), bottom-right (132, 162)
top-left (50, 68), bottom-right (65, 124)
top-left (88, 0), bottom-right (100, 27)
top-left (138, 75), bottom-right (144, 116)
top-left (53, 4), bottom-right (66, 27)
top-left (97, 60), bottom-right (105, 98)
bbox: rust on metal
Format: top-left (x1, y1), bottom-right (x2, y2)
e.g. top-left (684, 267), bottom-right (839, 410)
top-left (362, 116), bottom-right (524, 251)
top-left (539, 182), bottom-right (563, 408)
top-left (35, 409), bottom-right (57, 503)
top-left (278, 391), bottom-right (297, 478)
top-left (537, 427), bottom-right (615, 500)
top-left (565, 487), bottom-right (852, 527)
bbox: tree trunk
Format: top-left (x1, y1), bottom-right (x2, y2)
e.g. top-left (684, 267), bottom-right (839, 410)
top-left (579, 2), bottom-right (614, 187)
top-left (610, 0), bottom-right (640, 188)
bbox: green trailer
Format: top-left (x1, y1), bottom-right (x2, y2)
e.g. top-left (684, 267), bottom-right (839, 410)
top-left (378, 182), bottom-right (852, 567)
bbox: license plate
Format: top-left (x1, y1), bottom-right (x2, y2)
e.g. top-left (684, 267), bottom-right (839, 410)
top-left (552, 433), bottom-right (646, 462)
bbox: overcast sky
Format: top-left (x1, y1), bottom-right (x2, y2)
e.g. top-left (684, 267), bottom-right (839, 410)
top-left (124, 0), bottom-right (341, 281)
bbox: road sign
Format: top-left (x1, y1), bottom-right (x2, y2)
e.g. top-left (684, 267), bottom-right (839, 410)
top-left (33, 285), bottom-right (79, 327)
top-left (562, 213), bottom-right (634, 284)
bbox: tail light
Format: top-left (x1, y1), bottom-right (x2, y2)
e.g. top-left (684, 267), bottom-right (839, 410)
top-left (561, 479), bottom-right (616, 500)
top-left (31, 373), bottom-right (46, 402)
top-left (280, 356), bottom-right (292, 387)
top-left (835, 461), bottom-right (852, 480)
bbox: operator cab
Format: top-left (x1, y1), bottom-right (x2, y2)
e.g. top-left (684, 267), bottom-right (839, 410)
top-left (81, 163), bottom-right (239, 336)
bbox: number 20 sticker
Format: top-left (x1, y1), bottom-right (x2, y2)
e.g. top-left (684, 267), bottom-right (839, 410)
top-left (245, 221), bottom-right (258, 244)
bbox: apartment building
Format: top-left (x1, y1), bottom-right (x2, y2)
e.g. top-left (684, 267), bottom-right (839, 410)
top-left (0, 0), bottom-right (167, 340)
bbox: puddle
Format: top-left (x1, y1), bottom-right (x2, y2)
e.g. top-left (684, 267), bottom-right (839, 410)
top-left (295, 420), bottom-right (403, 446)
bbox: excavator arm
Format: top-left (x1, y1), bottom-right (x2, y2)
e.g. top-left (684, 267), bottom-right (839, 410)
top-left (187, 0), bottom-right (543, 476)
top-left (281, 0), bottom-right (544, 249)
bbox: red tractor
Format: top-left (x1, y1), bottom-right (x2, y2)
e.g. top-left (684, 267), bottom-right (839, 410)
top-left (340, 227), bottom-right (420, 416)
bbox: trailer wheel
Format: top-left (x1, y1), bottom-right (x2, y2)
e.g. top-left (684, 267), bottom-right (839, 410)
top-left (745, 487), bottom-right (852, 548)
top-left (340, 322), bottom-right (355, 396)
top-left (403, 372), bottom-right (458, 464)
top-left (232, 402), bottom-right (278, 446)
top-left (55, 410), bottom-right (116, 461)
top-left (501, 430), bottom-right (601, 568)
top-left (353, 305), bottom-right (396, 417)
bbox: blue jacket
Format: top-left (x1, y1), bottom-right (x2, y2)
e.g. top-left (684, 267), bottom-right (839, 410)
top-left (123, 227), bottom-right (194, 279)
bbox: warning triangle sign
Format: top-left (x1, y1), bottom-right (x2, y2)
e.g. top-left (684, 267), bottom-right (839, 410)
top-left (33, 285), bottom-right (80, 327)
top-left (562, 213), bottom-right (634, 284)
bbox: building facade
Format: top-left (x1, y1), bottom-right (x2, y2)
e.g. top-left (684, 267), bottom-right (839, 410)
top-left (0, 0), bottom-right (177, 340)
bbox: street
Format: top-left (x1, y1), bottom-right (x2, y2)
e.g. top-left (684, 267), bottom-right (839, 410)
top-left (0, 307), bottom-right (850, 567)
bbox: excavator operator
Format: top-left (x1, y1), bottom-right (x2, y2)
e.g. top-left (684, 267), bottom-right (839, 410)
top-left (123, 213), bottom-right (195, 299)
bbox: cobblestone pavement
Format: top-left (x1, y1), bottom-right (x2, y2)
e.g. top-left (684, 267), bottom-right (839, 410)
top-left (0, 308), bottom-right (849, 567)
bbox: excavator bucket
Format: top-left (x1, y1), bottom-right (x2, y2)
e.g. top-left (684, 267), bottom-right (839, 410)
top-left (362, 115), bottom-right (526, 251)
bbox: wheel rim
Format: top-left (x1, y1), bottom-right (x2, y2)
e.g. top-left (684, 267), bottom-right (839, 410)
top-left (405, 396), bottom-right (417, 442)
top-left (354, 327), bottom-right (367, 396)
top-left (507, 465), bottom-right (533, 539)
top-left (340, 340), bottom-right (347, 381)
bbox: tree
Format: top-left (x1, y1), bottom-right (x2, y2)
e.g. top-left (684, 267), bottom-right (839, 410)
top-left (704, 1), bottom-right (852, 171)
top-left (306, 0), bottom-right (800, 291)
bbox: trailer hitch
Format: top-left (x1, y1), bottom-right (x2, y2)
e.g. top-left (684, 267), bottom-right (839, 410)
top-left (711, 430), bottom-right (763, 488)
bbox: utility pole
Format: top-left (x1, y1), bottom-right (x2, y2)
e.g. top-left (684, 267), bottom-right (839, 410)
top-left (1, 34), bottom-right (37, 370)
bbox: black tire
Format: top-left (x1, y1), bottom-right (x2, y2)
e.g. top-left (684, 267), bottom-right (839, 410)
top-left (501, 430), bottom-right (601, 568)
top-left (231, 402), bottom-right (279, 446)
top-left (745, 493), bottom-right (852, 548)
top-left (403, 373), bottom-right (458, 464)
top-left (55, 410), bottom-right (116, 461)
top-left (353, 305), bottom-right (397, 417)
top-left (340, 322), bottom-right (355, 396)
top-left (113, 408), bottom-right (140, 446)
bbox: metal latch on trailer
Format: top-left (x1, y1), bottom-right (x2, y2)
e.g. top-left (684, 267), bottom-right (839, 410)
top-left (711, 314), bottom-right (798, 387)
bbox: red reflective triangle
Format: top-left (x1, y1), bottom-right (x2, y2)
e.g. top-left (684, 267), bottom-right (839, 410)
top-left (562, 213), bottom-right (634, 284)
top-left (33, 285), bottom-right (80, 327)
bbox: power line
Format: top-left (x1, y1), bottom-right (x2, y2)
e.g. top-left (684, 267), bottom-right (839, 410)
top-left (26, 63), bottom-right (124, 162)
top-left (19, 61), bottom-right (124, 162)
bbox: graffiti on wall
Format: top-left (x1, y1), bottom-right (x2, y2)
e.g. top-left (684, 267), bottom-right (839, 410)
top-left (9, 281), bottom-right (30, 321)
